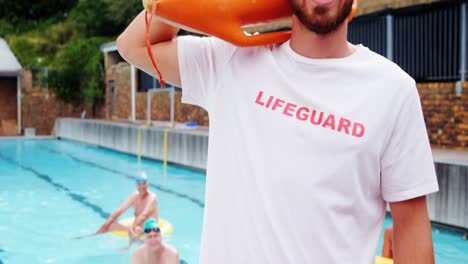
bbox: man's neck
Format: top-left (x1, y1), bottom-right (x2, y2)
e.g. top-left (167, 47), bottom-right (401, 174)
top-left (289, 16), bottom-right (355, 59)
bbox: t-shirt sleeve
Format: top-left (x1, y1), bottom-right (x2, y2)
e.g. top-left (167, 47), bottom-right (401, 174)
top-left (380, 81), bottom-right (439, 202)
top-left (177, 35), bottom-right (237, 111)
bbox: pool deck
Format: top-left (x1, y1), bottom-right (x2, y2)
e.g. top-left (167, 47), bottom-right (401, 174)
top-left (2, 119), bottom-right (468, 167)
top-left (0, 135), bottom-right (55, 139)
top-left (53, 118), bottom-right (210, 171)
top-left (92, 119), bottom-right (210, 136)
top-left (432, 148), bottom-right (468, 166)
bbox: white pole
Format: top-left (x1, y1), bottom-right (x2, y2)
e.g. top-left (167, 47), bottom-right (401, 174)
top-left (17, 74), bottom-right (21, 135)
top-left (131, 64), bottom-right (136, 121)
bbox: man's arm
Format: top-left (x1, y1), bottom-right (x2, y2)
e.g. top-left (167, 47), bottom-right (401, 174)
top-left (96, 193), bottom-right (136, 233)
top-left (116, 10), bottom-right (181, 86)
top-left (389, 196), bottom-right (434, 264)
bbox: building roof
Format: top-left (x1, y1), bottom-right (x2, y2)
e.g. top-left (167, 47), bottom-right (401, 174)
top-left (0, 38), bottom-right (22, 77)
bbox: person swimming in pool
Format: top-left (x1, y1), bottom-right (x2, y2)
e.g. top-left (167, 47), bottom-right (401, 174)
top-left (96, 171), bottom-right (159, 248)
top-left (131, 218), bottom-right (179, 264)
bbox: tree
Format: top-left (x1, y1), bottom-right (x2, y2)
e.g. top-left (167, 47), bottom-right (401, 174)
top-left (70, 0), bottom-right (141, 37)
top-left (0, 0), bottom-right (76, 20)
top-left (47, 37), bottom-right (108, 116)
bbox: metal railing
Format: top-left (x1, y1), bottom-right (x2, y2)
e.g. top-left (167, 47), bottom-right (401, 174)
top-left (348, 0), bottom-right (467, 83)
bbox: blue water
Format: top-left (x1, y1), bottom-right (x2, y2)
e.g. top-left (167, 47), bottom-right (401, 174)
top-left (0, 139), bottom-right (204, 264)
top-left (376, 218), bottom-right (468, 263)
top-left (0, 139), bottom-right (467, 264)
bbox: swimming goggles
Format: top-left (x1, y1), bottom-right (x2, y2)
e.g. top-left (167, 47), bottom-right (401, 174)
top-left (144, 227), bottom-right (160, 234)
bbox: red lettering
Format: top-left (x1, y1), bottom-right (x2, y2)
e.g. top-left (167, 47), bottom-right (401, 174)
top-left (310, 110), bottom-right (324, 125)
top-left (296, 107), bottom-right (310, 121)
top-left (283, 103), bottom-right (297, 117)
top-left (337, 118), bottom-right (352, 135)
top-left (322, 114), bottom-right (336, 130)
top-left (254, 91), bottom-right (366, 138)
top-left (352, 123), bottom-right (365, 138)
top-left (265, 96), bottom-right (274, 108)
top-left (271, 98), bottom-right (285, 111)
top-left (255, 90), bottom-right (265, 106)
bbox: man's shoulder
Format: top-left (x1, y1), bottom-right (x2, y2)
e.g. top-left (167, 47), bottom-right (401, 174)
top-left (132, 245), bottom-right (145, 260)
top-left (361, 47), bottom-right (412, 78)
top-left (358, 46), bottom-right (415, 90)
top-left (149, 191), bottom-right (157, 199)
top-left (178, 35), bottom-right (271, 60)
top-left (163, 243), bottom-right (179, 256)
top-left (134, 244), bottom-right (145, 253)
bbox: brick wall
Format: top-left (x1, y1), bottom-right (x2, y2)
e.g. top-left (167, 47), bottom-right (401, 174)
top-left (0, 78), bottom-right (18, 136)
top-left (357, 0), bottom-right (437, 15)
top-left (0, 78), bottom-right (17, 121)
top-left (419, 82), bottom-right (468, 149)
top-left (105, 63), bottom-right (209, 126)
top-left (20, 69), bottom-right (105, 135)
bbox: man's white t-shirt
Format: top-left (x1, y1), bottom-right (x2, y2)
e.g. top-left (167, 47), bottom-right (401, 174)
top-left (177, 36), bottom-right (439, 264)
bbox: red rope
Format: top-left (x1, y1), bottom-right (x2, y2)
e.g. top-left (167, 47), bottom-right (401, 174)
top-left (145, 0), bottom-right (166, 88)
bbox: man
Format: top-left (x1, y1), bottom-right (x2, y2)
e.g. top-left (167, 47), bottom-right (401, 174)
top-left (131, 218), bottom-right (179, 264)
top-left (96, 171), bottom-right (159, 247)
top-left (116, 0), bottom-right (439, 263)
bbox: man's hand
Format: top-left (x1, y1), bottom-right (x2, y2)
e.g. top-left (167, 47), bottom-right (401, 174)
top-left (130, 225), bottom-right (142, 241)
top-left (95, 223), bottom-right (108, 234)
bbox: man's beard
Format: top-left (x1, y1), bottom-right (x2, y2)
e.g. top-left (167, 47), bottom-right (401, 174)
top-left (288, 0), bottom-right (354, 35)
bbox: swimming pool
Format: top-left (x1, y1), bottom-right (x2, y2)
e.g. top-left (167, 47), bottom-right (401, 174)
top-left (0, 138), bottom-right (204, 264)
top-left (0, 138), bottom-right (467, 263)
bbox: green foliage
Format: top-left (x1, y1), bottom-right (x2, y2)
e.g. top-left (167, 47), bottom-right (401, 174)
top-left (103, 0), bottom-right (141, 33)
top-left (47, 37), bottom-right (108, 106)
top-left (70, 0), bottom-right (141, 37)
top-left (0, 0), bottom-right (76, 20)
top-left (45, 21), bottom-right (82, 46)
top-left (8, 36), bottom-right (48, 66)
top-left (0, 19), bottom-right (15, 36)
top-left (69, 0), bottom-right (110, 37)
top-left (7, 20), bottom-right (81, 67)
top-left (0, 0), bottom-right (74, 36)
top-left (2, 0), bottom-right (156, 108)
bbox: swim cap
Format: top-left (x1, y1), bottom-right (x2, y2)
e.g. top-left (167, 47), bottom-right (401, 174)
top-left (144, 218), bottom-right (160, 232)
top-left (135, 171), bottom-right (148, 183)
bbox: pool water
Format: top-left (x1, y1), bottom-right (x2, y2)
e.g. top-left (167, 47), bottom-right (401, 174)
top-left (0, 139), bottom-right (467, 264)
top-left (377, 218), bottom-right (468, 263)
top-left (0, 139), bottom-right (204, 264)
